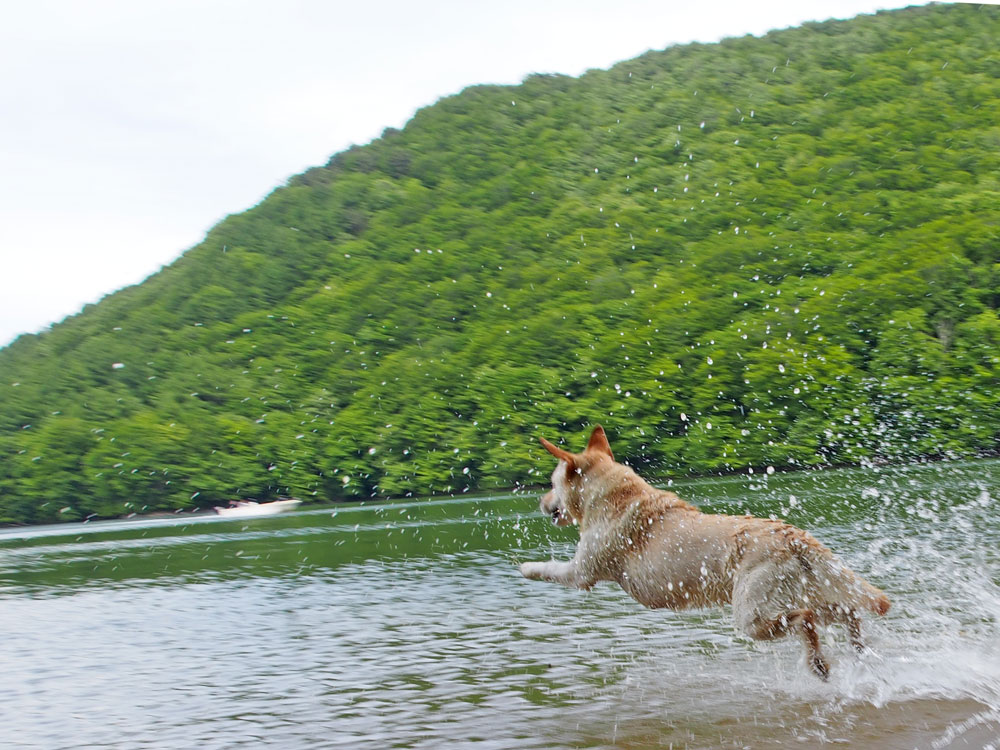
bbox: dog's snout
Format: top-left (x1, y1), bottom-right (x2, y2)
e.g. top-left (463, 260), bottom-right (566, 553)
top-left (540, 490), bottom-right (572, 526)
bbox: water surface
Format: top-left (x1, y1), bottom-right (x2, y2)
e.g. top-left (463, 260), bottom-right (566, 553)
top-left (2, 461), bottom-right (999, 748)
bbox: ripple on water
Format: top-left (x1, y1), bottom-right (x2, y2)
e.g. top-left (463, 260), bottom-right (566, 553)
top-left (0, 463), bottom-right (998, 748)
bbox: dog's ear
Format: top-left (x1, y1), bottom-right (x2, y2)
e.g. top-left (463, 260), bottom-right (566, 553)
top-left (540, 437), bottom-right (575, 467)
top-left (586, 424), bottom-right (614, 460)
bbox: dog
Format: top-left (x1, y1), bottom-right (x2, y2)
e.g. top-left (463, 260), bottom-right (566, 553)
top-left (519, 425), bottom-right (890, 679)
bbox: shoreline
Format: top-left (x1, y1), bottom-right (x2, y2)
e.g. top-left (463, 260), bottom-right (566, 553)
top-left (3, 452), bottom-right (998, 530)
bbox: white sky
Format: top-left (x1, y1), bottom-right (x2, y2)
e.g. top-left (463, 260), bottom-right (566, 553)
top-left (0, 0), bottom-right (935, 346)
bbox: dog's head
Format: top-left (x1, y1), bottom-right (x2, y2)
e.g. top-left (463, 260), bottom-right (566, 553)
top-left (537, 425), bottom-right (615, 526)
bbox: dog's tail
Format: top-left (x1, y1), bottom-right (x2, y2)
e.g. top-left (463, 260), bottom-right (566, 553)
top-left (859, 578), bottom-right (891, 616)
top-left (796, 542), bottom-right (890, 616)
top-left (829, 559), bottom-right (890, 616)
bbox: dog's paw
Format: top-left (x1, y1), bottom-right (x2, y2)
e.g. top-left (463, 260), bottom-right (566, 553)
top-left (810, 655), bottom-right (831, 681)
top-left (519, 562), bottom-right (543, 580)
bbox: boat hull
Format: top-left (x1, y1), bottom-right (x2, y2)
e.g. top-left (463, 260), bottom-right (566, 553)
top-left (214, 499), bottom-right (302, 518)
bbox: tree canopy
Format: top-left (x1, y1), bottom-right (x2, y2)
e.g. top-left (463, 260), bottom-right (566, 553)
top-left (2, 4), bottom-right (999, 524)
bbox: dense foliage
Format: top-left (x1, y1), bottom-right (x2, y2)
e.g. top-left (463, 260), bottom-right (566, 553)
top-left (2, 4), bottom-right (999, 524)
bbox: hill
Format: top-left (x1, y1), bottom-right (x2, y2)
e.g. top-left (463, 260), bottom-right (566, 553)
top-left (2, 3), bottom-right (999, 523)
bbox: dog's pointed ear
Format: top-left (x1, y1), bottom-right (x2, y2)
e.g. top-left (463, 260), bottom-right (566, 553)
top-left (540, 437), bottom-right (575, 466)
top-left (586, 424), bottom-right (614, 460)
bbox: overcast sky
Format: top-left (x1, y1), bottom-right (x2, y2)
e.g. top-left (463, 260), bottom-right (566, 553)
top-left (0, 0), bottom-right (939, 346)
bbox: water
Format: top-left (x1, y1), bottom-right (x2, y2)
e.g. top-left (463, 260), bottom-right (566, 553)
top-left (2, 461), bottom-right (999, 749)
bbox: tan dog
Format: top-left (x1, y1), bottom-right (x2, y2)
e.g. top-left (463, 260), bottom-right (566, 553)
top-left (519, 425), bottom-right (890, 679)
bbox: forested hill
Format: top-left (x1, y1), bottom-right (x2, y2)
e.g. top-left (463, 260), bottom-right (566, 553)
top-left (2, 4), bottom-right (999, 524)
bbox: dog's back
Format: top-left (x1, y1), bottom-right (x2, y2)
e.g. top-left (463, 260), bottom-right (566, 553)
top-left (614, 496), bottom-right (889, 618)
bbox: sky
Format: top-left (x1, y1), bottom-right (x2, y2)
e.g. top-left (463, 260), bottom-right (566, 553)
top-left (0, 0), bottom-right (939, 347)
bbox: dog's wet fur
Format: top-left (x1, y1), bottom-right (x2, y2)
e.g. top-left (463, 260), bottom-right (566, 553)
top-left (519, 426), bottom-right (890, 679)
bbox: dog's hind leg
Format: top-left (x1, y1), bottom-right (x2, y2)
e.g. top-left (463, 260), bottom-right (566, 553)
top-left (733, 559), bottom-right (834, 679)
top-left (843, 608), bottom-right (865, 653)
top-left (746, 609), bottom-right (830, 680)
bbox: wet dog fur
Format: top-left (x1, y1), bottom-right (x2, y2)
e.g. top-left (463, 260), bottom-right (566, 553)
top-left (519, 425), bottom-right (890, 679)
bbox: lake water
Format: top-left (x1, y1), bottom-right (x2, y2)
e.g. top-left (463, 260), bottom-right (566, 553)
top-left (2, 460), bottom-right (999, 749)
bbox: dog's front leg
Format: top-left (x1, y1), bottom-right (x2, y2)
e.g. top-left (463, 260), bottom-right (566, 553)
top-left (519, 559), bottom-right (594, 590)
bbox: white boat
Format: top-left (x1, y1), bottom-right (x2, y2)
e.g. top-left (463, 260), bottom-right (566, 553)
top-left (214, 499), bottom-right (302, 518)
